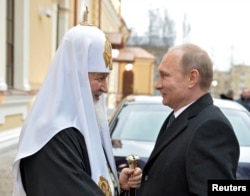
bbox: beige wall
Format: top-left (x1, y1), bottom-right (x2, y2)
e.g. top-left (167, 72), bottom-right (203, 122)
top-left (0, 114), bottom-right (23, 132)
top-left (29, 0), bottom-right (76, 89)
top-left (101, 0), bottom-right (121, 32)
top-left (117, 60), bottom-right (155, 96)
top-left (133, 59), bottom-right (154, 95)
top-left (29, 0), bottom-right (54, 89)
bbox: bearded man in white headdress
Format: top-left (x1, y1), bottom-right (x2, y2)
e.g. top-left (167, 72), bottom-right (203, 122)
top-left (12, 9), bottom-right (142, 196)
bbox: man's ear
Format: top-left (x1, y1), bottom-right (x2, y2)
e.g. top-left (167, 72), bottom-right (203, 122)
top-left (188, 69), bottom-right (199, 88)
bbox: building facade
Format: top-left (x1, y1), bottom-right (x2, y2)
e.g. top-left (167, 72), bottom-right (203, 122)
top-left (212, 65), bottom-right (250, 99)
top-left (0, 0), bottom-right (156, 131)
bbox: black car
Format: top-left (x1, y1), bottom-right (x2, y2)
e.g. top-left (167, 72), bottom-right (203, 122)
top-left (109, 95), bottom-right (250, 179)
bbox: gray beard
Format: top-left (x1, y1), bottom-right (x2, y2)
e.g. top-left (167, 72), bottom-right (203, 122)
top-left (94, 100), bottom-right (108, 131)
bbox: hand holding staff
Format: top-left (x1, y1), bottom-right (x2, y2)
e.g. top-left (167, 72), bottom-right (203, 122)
top-left (126, 155), bottom-right (140, 196)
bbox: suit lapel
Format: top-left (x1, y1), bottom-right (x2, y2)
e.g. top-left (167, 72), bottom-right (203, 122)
top-left (146, 113), bottom-right (188, 165)
top-left (144, 93), bottom-right (214, 170)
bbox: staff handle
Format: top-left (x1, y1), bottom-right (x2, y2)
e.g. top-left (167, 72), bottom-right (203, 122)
top-left (126, 155), bottom-right (140, 196)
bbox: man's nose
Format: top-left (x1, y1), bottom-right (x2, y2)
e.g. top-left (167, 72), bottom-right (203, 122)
top-left (155, 78), bottom-right (162, 89)
top-left (101, 81), bottom-right (108, 93)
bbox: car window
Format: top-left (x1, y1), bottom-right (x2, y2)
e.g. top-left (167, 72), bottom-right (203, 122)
top-left (220, 108), bottom-right (250, 146)
top-left (111, 104), bottom-right (171, 142)
top-left (110, 100), bottom-right (250, 146)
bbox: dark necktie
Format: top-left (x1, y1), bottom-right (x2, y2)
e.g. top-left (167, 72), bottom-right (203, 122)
top-left (166, 114), bottom-right (175, 129)
top-left (156, 114), bottom-right (176, 141)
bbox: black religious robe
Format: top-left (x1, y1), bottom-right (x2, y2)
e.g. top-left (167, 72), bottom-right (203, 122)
top-left (20, 127), bottom-right (105, 196)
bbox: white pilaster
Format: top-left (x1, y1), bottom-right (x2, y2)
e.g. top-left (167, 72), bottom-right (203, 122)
top-left (0, 0), bottom-right (7, 90)
top-left (14, 0), bottom-right (30, 91)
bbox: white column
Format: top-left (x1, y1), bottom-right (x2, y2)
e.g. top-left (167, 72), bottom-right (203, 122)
top-left (0, 0), bottom-right (7, 90)
top-left (57, 0), bottom-right (70, 44)
top-left (14, 0), bottom-right (30, 91)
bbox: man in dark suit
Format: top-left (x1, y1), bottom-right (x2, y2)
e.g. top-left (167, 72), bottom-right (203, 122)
top-left (139, 43), bottom-right (239, 196)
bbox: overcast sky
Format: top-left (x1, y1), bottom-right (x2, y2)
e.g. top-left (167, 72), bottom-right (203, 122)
top-left (121, 0), bottom-right (250, 71)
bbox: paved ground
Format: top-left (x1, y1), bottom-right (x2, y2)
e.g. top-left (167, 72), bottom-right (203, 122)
top-left (0, 149), bottom-right (17, 196)
top-left (0, 128), bottom-right (20, 196)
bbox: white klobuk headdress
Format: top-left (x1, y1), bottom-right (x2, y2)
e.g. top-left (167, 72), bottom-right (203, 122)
top-left (13, 5), bottom-right (118, 196)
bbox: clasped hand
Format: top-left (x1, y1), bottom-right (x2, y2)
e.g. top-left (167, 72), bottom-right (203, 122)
top-left (119, 167), bottom-right (142, 191)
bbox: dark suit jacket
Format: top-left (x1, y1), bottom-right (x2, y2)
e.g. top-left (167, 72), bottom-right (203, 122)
top-left (139, 93), bottom-right (239, 196)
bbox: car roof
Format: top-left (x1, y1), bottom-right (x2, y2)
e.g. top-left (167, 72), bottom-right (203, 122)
top-left (122, 95), bottom-right (249, 112)
top-left (213, 98), bottom-right (247, 111)
top-left (123, 95), bottom-right (163, 104)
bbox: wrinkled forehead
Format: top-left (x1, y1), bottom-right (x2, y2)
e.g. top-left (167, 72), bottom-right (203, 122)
top-left (88, 72), bottom-right (109, 77)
